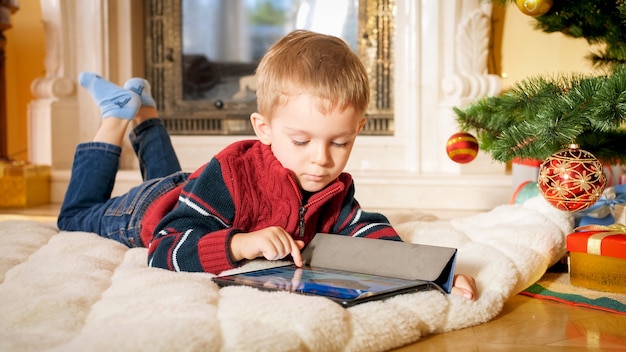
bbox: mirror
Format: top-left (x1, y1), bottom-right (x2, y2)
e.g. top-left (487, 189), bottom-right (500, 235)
top-left (145, 0), bottom-right (394, 135)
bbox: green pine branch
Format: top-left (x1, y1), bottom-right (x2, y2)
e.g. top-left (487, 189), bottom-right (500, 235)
top-left (454, 67), bottom-right (626, 163)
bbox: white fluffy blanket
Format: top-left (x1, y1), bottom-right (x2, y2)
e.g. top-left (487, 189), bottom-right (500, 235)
top-left (0, 197), bottom-right (572, 352)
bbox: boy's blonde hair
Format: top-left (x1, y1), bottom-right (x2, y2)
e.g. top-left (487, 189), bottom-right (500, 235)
top-left (255, 30), bottom-right (370, 119)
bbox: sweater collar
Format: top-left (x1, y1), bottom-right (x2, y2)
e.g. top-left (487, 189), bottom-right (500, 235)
top-left (257, 142), bottom-right (347, 206)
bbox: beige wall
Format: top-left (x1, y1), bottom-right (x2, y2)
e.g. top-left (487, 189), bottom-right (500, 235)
top-left (5, 0), bottom-right (46, 162)
top-left (500, 4), bottom-right (598, 89)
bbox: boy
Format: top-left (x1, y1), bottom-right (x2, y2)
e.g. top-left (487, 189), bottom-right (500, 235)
top-left (59, 30), bottom-right (477, 299)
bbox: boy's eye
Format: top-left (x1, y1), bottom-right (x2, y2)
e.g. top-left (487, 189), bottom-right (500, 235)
top-left (291, 139), bottom-right (349, 147)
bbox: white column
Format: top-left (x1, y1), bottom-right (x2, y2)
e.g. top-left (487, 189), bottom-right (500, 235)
top-left (29, 0), bottom-right (76, 169)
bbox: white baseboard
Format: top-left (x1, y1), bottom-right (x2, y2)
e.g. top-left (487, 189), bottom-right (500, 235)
top-left (51, 169), bottom-right (513, 213)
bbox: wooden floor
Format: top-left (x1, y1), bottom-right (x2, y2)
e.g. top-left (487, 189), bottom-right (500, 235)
top-left (394, 294), bottom-right (626, 351)
top-left (2, 204), bottom-right (626, 351)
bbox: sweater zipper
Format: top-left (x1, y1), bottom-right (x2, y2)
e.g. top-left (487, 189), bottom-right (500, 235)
top-left (288, 174), bottom-right (342, 238)
top-left (296, 187), bottom-right (343, 238)
top-left (298, 206), bottom-right (306, 238)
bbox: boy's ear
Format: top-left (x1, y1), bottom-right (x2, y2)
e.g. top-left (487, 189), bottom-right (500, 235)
top-left (250, 112), bottom-right (272, 145)
top-left (357, 117), bottom-right (366, 134)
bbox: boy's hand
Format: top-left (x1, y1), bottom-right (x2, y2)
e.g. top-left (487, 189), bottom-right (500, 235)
top-left (263, 268), bottom-right (303, 291)
top-left (230, 227), bottom-right (305, 266)
top-left (451, 274), bottom-right (477, 300)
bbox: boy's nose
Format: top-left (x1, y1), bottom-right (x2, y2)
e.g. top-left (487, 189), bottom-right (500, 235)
top-left (312, 145), bottom-right (331, 165)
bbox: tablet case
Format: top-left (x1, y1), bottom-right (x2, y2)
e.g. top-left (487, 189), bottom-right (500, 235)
top-left (301, 233), bottom-right (457, 293)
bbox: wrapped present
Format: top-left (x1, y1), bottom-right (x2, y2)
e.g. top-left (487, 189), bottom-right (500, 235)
top-left (615, 204), bottom-right (625, 225)
top-left (603, 163), bottom-right (622, 187)
top-left (509, 181), bottom-right (540, 205)
top-left (567, 224), bottom-right (626, 294)
top-left (511, 157), bottom-right (542, 192)
top-left (0, 161), bottom-right (51, 208)
top-left (574, 184), bottom-right (626, 227)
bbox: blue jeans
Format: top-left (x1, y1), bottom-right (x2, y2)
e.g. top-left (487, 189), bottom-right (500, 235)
top-left (57, 119), bottom-right (189, 247)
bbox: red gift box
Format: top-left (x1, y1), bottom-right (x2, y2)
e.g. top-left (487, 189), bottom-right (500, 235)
top-left (566, 225), bottom-right (626, 293)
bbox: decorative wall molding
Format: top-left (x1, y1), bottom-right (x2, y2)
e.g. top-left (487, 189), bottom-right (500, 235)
top-left (442, 6), bottom-right (501, 101)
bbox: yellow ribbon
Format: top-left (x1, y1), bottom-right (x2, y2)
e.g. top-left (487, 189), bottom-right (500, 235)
top-left (575, 223), bottom-right (626, 233)
top-left (574, 224), bottom-right (626, 255)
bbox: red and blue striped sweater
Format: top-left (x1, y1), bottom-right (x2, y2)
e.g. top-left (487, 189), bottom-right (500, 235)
top-left (140, 140), bottom-right (400, 274)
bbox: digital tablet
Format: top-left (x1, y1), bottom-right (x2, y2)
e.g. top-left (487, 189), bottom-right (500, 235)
top-left (212, 264), bottom-right (439, 307)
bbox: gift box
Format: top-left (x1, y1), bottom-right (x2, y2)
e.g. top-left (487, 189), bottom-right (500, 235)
top-left (574, 184), bottom-right (626, 227)
top-left (615, 204), bottom-right (625, 225)
top-left (511, 157), bottom-right (542, 192)
top-left (0, 161), bottom-right (51, 208)
top-left (567, 225), bottom-right (626, 294)
top-left (510, 181), bottom-right (540, 205)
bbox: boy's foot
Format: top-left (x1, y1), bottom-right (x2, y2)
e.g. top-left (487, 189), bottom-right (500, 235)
top-left (124, 78), bottom-right (156, 108)
top-left (79, 71), bottom-right (140, 119)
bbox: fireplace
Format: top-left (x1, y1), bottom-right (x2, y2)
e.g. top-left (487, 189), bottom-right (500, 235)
top-left (30, 0), bottom-right (511, 212)
top-left (145, 0), bottom-right (395, 136)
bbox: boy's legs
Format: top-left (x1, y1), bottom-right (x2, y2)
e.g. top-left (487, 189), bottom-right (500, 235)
top-left (123, 78), bottom-right (182, 180)
top-left (58, 72), bottom-right (139, 236)
top-left (59, 73), bottom-right (188, 247)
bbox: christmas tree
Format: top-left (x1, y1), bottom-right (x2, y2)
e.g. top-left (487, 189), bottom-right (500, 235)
top-left (454, 0), bottom-right (626, 164)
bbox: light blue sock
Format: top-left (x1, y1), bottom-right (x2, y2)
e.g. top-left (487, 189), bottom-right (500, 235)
top-left (124, 77), bottom-right (156, 108)
top-left (78, 71), bottom-right (140, 119)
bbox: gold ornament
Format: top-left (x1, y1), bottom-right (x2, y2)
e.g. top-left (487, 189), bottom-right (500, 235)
top-left (515, 0), bottom-right (553, 17)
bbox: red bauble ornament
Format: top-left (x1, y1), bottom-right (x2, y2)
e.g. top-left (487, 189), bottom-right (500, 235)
top-left (446, 132), bottom-right (479, 164)
top-left (537, 145), bottom-right (606, 212)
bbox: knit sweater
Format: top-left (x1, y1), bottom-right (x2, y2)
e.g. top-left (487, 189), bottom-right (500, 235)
top-left (140, 140), bottom-right (400, 274)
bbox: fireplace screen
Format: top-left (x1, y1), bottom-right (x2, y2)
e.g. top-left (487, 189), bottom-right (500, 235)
top-left (145, 0), bottom-right (394, 135)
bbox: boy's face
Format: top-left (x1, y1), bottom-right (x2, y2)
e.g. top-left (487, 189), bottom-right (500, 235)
top-left (251, 94), bottom-right (365, 193)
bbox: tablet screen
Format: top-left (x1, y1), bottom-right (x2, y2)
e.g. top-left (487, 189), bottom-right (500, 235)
top-left (213, 264), bottom-right (432, 306)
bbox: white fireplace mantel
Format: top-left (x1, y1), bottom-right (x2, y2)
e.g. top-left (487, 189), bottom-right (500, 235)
top-left (31, 0), bottom-right (512, 213)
